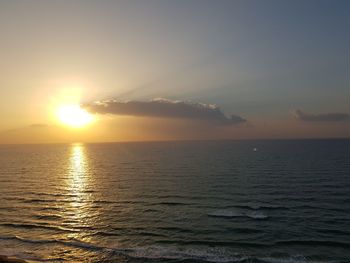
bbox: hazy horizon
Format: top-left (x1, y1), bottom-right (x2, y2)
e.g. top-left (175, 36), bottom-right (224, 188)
top-left (1, 136), bottom-right (350, 146)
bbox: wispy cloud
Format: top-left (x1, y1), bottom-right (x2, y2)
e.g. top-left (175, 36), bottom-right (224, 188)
top-left (29, 123), bottom-right (49, 128)
top-left (293, 109), bottom-right (350, 122)
top-left (84, 98), bottom-right (246, 125)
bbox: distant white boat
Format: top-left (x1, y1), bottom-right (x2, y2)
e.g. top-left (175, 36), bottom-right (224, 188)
top-left (253, 148), bottom-right (258, 152)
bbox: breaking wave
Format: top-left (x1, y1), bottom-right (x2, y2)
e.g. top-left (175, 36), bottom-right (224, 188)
top-left (0, 235), bottom-right (339, 263)
top-left (208, 209), bottom-right (268, 219)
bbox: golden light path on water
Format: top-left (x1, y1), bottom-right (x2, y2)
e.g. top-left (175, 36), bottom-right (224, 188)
top-left (65, 143), bottom-right (97, 242)
top-left (69, 144), bottom-right (88, 196)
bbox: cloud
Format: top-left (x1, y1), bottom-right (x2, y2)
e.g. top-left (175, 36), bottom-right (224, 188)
top-left (293, 109), bottom-right (350, 122)
top-left (29, 123), bottom-right (49, 128)
top-left (84, 98), bottom-right (246, 125)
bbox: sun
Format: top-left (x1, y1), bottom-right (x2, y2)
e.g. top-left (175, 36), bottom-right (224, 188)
top-left (57, 104), bottom-right (94, 128)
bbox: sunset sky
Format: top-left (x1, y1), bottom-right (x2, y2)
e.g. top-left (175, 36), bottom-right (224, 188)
top-left (1, 0), bottom-right (349, 143)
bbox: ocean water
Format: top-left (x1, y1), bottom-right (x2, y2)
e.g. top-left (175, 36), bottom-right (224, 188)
top-left (0, 139), bottom-right (349, 263)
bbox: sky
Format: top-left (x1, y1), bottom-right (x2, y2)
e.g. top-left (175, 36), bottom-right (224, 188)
top-left (0, 0), bottom-right (349, 143)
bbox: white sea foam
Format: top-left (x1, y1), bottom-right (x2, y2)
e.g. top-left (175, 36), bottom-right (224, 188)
top-left (208, 209), bottom-right (268, 219)
top-left (0, 235), bottom-right (334, 263)
top-left (128, 245), bottom-right (247, 263)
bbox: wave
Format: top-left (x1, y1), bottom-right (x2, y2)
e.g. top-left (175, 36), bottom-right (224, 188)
top-left (157, 239), bottom-right (350, 250)
top-left (316, 228), bottom-right (350, 236)
top-left (233, 204), bottom-right (289, 211)
top-left (124, 247), bottom-right (327, 263)
top-left (224, 227), bottom-right (263, 234)
top-left (21, 198), bottom-right (140, 206)
top-left (0, 235), bottom-right (346, 263)
top-left (0, 235), bottom-right (109, 250)
top-left (208, 209), bottom-right (268, 219)
top-left (156, 239), bottom-right (266, 248)
top-left (26, 191), bottom-right (78, 198)
top-left (156, 201), bottom-right (191, 206)
top-left (125, 245), bottom-right (251, 262)
top-left (33, 214), bottom-right (63, 221)
top-left (288, 204), bottom-right (349, 213)
top-left (157, 226), bottom-right (195, 234)
top-left (0, 222), bottom-right (79, 233)
top-left (0, 249), bottom-right (61, 263)
top-left (22, 199), bottom-right (59, 203)
top-left (0, 236), bottom-right (326, 263)
top-left (94, 230), bottom-right (166, 238)
top-left (274, 240), bottom-right (350, 248)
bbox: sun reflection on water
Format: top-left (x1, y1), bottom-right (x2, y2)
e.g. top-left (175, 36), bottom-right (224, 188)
top-left (65, 143), bottom-right (96, 241)
top-left (69, 143), bottom-right (88, 195)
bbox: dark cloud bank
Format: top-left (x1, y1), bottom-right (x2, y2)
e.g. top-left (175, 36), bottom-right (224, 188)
top-left (294, 109), bottom-right (350, 122)
top-left (84, 98), bottom-right (246, 125)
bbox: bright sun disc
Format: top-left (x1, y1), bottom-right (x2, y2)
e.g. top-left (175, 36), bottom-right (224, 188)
top-left (57, 105), bottom-right (94, 128)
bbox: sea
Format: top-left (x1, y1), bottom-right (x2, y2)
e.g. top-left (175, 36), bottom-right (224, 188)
top-left (0, 139), bottom-right (349, 263)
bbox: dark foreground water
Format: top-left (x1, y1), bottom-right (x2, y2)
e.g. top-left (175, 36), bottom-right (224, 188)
top-left (0, 139), bottom-right (349, 263)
